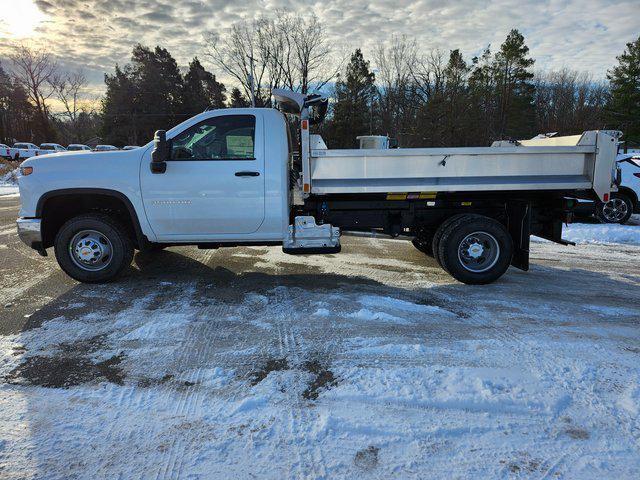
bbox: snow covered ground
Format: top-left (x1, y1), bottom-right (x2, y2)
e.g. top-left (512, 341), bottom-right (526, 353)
top-left (0, 167), bottom-right (19, 196)
top-left (1, 213), bottom-right (639, 479)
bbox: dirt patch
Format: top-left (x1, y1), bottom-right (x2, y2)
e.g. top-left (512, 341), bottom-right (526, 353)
top-left (564, 427), bottom-right (590, 440)
top-left (506, 458), bottom-right (541, 474)
top-left (250, 357), bottom-right (289, 385)
top-left (5, 354), bottom-right (125, 388)
top-left (354, 446), bottom-right (379, 470)
top-left (302, 360), bottom-right (338, 400)
top-left (138, 373), bottom-right (174, 388)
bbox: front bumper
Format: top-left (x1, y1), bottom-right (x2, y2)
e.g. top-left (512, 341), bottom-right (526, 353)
top-left (16, 218), bottom-right (46, 256)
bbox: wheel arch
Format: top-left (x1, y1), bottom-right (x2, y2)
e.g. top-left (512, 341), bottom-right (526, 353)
top-left (36, 188), bottom-right (147, 249)
top-left (616, 186), bottom-right (638, 211)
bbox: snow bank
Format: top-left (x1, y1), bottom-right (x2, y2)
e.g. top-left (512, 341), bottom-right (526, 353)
top-left (0, 167), bottom-right (19, 196)
top-left (532, 217), bottom-right (640, 245)
top-left (561, 220), bottom-right (640, 245)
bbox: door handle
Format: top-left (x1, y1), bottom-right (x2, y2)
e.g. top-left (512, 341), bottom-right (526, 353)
top-left (235, 171), bottom-right (260, 177)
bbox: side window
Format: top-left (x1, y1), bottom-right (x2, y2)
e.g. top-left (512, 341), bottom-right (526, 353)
top-left (170, 115), bottom-right (255, 161)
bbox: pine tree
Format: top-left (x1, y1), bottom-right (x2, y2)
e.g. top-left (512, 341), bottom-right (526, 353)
top-left (325, 49), bottom-right (377, 148)
top-left (607, 36), bottom-right (640, 144)
top-left (182, 57), bottom-right (226, 115)
top-left (102, 45), bottom-right (185, 145)
top-left (228, 87), bottom-right (249, 108)
top-left (102, 64), bottom-right (139, 145)
top-left (493, 29), bottom-right (536, 139)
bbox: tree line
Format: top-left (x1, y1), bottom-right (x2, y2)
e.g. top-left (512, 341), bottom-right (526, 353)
top-left (1, 13), bottom-right (638, 149)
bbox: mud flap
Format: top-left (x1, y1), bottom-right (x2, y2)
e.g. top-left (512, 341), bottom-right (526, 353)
top-left (507, 202), bottom-right (531, 271)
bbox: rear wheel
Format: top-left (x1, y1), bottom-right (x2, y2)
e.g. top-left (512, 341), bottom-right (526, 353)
top-left (431, 214), bottom-right (467, 270)
top-left (54, 213), bottom-right (133, 283)
top-left (437, 214), bottom-right (513, 285)
top-left (596, 193), bottom-right (633, 224)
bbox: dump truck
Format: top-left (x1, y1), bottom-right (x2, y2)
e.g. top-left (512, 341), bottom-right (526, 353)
top-left (16, 89), bottom-right (620, 284)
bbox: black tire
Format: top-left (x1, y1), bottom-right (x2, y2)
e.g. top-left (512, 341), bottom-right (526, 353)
top-left (596, 193), bottom-right (633, 224)
top-left (54, 213), bottom-right (134, 283)
top-left (412, 236), bottom-right (434, 256)
top-left (437, 214), bottom-right (513, 285)
top-left (431, 214), bottom-right (467, 270)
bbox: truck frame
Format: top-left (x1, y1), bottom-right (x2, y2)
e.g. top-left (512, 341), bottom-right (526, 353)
top-left (16, 90), bottom-right (620, 285)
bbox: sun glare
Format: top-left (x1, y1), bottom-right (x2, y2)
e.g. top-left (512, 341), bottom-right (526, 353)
top-left (0, 0), bottom-right (46, 39)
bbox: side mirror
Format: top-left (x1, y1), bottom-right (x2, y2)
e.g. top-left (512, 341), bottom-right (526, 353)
top-left (150, 130), bottom-right (170, 174)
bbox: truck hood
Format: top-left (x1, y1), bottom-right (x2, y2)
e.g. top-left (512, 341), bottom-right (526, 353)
top-left (22, 149), bottom-right (141, 168)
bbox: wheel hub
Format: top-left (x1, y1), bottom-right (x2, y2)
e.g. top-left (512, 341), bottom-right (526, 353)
top-left (467, 242), bottom-right (484, 258)
top-left (69, 230), bottom-right (113, 271)
top-left (457, 232), bottom-right (500, 273)
top-left (602, 198), bottom-right (627, 222)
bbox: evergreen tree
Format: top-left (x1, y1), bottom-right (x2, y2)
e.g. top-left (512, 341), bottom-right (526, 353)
top-left (325, 49), bottom-right (377, 148)
top-left (182, 57), bottom-right (226, 115)
top-left (102, 45), bottom-right (185, 145)
top-left (468, 47), bottom-right (496, 144)
top-left (102, 64), bottom-right (138, 145)
top-left (607, 36), bottom-right (640, 144)
top-left (493, 29), bottom-right (536, 139)
top-left (443, 49), bottom-right (471, 145)
top-left (228, 87), bottom-right (250, 108)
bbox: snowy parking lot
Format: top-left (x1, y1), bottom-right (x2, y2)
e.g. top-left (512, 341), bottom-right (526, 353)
top-left (1, 194), bottom-right (639, 479)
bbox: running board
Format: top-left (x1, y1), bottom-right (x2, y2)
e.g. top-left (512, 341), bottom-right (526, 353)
top-left (283, 216), bottom-right (341, 255)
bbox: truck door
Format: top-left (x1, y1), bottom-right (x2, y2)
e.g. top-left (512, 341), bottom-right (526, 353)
top-left (140, 113), bottom-right (265, 239)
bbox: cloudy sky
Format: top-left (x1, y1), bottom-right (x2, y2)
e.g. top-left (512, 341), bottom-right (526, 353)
top-left (0, 0), bottom-right (638, 97)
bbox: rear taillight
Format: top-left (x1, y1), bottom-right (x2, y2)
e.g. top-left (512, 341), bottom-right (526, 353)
top-left (603, 193), bottom-right (609, 202)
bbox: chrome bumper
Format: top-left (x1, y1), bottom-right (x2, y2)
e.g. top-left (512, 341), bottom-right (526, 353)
top-left (16, 218), bottom-right (46, 255)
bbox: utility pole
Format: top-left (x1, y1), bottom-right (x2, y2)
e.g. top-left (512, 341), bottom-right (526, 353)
top-left (247, 54), bottom-right (256, 107)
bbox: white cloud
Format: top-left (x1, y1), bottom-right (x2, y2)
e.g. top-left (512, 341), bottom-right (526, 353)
top-left (0, 0), bottom-right (637, 94)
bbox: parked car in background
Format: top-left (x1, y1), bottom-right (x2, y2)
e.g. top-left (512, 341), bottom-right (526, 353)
top-left (1, 144), bottom-right (10, 159)
top-left (40, 143), bottom-right (67, 153)
top-left (595, 154), bottom-right (640, 224)
top-left (122, 146), bottom-right (140, 150)
top-left (8, 143), bottom-right (42, 160)
top-left (94, 145), bottom-right (118, 151)
top-left (67, 144), bottom-right (92, 151)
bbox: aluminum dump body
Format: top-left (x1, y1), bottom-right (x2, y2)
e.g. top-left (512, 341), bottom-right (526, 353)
top-left (308, 131), bottom-right (618, 201)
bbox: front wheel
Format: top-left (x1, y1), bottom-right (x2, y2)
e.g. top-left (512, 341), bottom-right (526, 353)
top-left (437, 214), bottom-right (513, 285)
top-left (596, 193), bottom-right (633, 224)
top-left (54, 213), bottom-right (133, 283)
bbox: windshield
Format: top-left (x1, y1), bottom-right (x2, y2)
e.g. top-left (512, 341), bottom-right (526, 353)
top-left (14, 144), bottom-right (29, 149)
top-left (40, 145), bottom-right (55, 150)
top-left (67, 145), bottom-right (83, 151)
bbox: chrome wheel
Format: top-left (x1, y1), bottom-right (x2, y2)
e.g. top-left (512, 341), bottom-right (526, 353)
top-left (69, 229), bottom-right (113, 271)
top-left (457, 231), bottom-right (500, 273)
top-left (601, 198), bottom-right (628, 223)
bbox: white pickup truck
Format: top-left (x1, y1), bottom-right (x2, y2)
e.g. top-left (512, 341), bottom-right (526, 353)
top-left (16, 89), bottom-right (620, 285)
top-left (9, 142), bottom-right (43, 160)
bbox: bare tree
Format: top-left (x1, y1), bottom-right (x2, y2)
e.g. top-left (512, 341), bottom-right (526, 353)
top-left (204, 12), bottom-right (339, 104)
top-left (374, 36), bottom-right (418, 140)
top-left (49, 70), bottom-right (88, 122)
top-left (49, 70), bottom-right (91, 141)
top-left (8, 44), bottom-right (57, 128)
top-left (534, 68), bottom-right (607, 135)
